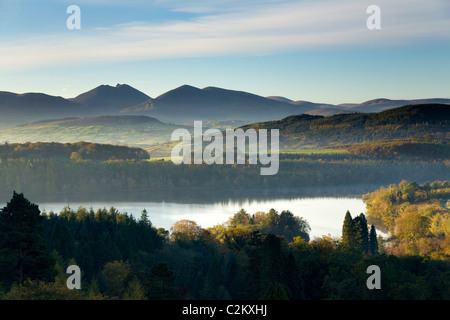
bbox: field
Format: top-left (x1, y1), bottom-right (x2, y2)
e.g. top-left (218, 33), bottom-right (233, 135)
top-left (280, 148), bottom-right (349, 155)
top-left (0, 118), bottom-right (184, 150)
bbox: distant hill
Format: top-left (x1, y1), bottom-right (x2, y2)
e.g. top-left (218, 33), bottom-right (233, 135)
top-left (305, 107), bottom-right (350, 117)
top-left (0, 115), bottom-right (183, 150)
top-left (265, 96), bottom-right (450, 116)
top-left (122, 85), bottom-right (315, 123)
top-left (267, 96), bottom-right (350, 117)
top-left (242, 104), bottom-right (450, 148)
top-left (70, 83), bottom-right (150, 114)
top-left (0, 84), bottom-right (151, 127)
top-left (0, 91), bottom-right (79, 127)
top-left (347, 98), bottom-right (450, 113)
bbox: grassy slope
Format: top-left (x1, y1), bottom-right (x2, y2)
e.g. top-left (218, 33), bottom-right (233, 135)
top-left (0, 116), bottom-right (186, 151)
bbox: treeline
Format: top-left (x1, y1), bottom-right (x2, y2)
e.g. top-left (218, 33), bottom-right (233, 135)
top-left (363, 180), bottom-right (450, 259)
top-left (0, 192), bottom-right (449, 300)
top-left (0, 156), bottom-right (447, 197)
top-left (0, 141), bottom-right (149, 161)
top-left (344, 138), bottom-right (450, 161)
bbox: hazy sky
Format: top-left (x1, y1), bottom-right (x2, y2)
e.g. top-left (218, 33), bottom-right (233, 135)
top-left (0, 0), bottom-right (449, 104)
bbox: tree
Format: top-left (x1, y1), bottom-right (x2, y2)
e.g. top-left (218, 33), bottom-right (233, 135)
top-left (368, 225), bottom-right (379, 256)
top-left (263, 282), bottom-right (289, 300)
top-left (228, 209), bottom-right (251, 227)
top-left (139, 209), bottom-right (150, 227)
top-left (170, 219), bottom-right (203, 243)
top-left (101, 260), bottom-right (131, 298)
top-left (395, 211), bottom-right (430, 241)
top-left (341, 211), bottom-right (356, 249)
top-left (49, 220), bottom-right (75, 261)
top-left (342, 211), bottom-right (371, 254)
top-left (278, 210), bottom-right (310, 242)
top-left (0, 192), bottom-right (55, 289)
top-left (353, 213), bottom-right (369, 254)
top-left (123, 278), bottom-right (146, 300)
top-left (70, 151), bottom-right (83, 161)
top-left (145, 262), bottom-right (178, 300)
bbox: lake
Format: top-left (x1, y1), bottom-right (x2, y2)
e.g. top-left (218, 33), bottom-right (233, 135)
top-left (35, 197), bottom-right (367, 239)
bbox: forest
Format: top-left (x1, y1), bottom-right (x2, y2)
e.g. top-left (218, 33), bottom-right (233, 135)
top-left (243, 104), bottom-right (450, 148)
top-left (0, 141), bottom-right (149, 161)
top-left (363, 180), bottom-right (450, 259)
top-left (0, 151), bottom-right (447, 198)
top-left (0, 189), bottom-right (448, 300)
top-left (342, 138), bottom-right (450, 161)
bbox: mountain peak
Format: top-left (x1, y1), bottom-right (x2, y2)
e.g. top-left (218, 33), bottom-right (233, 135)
top-left (155, 84), bottom-right (203, 100)
top-left (71, 84), bottom-right (150, 114)
top-left (266, 96), bottom-right (294, 103)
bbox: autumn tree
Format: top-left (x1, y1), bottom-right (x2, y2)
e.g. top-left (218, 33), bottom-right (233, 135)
top-left (395, 211), bottom-right (430, 241)
top-left (170, 219), bottom-right (203, 243)
top-left (101, 260), bottom-right (131, 298)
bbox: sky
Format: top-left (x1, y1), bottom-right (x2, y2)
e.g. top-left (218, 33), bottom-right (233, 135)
top-left (0, 0), bottom-right (449, 104)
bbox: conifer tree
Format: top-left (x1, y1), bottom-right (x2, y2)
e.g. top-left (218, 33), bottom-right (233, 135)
top-left (0, 192), bottom-right (55, 289)
top-left (263, 282), bottom-right (289, 300)
top-left (145, 262), bottom-right (178, 299)
top-left (341, 211), bottom-right (355, 249)
top-left (353, 213), bottom-right (369, 254)
top-left (369, 224), bottom-right (379, 256)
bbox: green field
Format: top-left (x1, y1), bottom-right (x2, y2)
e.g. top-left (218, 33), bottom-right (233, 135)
top-left (280, 148), bottom-right (349, 155)
top-left (0, 119), bottom-right (184, 150)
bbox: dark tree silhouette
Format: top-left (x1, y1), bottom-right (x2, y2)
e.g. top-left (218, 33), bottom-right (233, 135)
top-left (0, 192), bottom-right (55, 289)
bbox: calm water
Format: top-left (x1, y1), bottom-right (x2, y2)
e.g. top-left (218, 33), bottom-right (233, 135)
top-left (35, 197), bottom-right (366, 239)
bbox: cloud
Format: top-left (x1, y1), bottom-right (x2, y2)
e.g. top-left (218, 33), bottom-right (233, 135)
top-left (1, 0), bottom-right (449, 71)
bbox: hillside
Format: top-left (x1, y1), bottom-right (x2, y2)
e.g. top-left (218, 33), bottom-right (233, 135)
top-left (0, 91), bottom-right (80, 127)
top-left (349, 98), bottom-right (450, 113)
top-left (0, 115), bottom-right (183, 151)
top-left (267, 96), bottom-right (450, 114)
top-left (341, 138), bottom-right (450, 161)
top-left (242, 104), bottom-right (450, 148)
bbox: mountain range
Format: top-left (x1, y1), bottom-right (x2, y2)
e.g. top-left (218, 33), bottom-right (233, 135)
top-left (0, 83), bottom-right (449, 127)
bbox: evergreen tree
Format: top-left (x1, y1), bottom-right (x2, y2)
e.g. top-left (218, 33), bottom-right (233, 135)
top-left (263, 282), bottom-right (289, 300)
top-left (201, 254), bottom-right (225, 299)
top-left (284, 252), bottom-right (305, 299)
top-left (86, 278), bottom-right (105, 300)
top-left (341, 211), bottom-right (356, 249)
top-left (353, 213), bottom-right (369, 254)
top-left (243, 231), bottom-right (263, 299)
top-left (139, 209), bottom-right (150, 227)
top-left (49, 220), bottom-right (75, 261)
top-left (123, 278), bottom-right (147, 300)
top-left (369, 225), bottom-right (379, 256)
top-left (0, 192), bottom-right (55, 289)
top-left (145, 262), bottom-right (178, 299)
